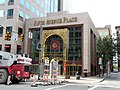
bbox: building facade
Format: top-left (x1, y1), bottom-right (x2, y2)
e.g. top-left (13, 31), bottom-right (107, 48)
top-left (44, 0), bottom-right (71, 15)
top-left (24, 12), bottom-right (99, 77)
top-left (0, 0), bottom-right (71, 54)
top-left (97, 25), bottom-right (112, 39)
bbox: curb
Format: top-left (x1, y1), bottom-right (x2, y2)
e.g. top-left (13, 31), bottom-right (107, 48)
top-left (99, 74), bottom-right (111, 82)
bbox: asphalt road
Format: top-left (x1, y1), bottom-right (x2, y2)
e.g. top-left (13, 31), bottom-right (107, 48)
top-left (0, 73), bottom-right (120, 90)
top-left (88, 73), bottom-right (120, 90)
top-left (0, 83), bottom-right (88, 90)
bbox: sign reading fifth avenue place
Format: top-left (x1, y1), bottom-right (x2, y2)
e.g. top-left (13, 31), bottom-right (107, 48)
top-left (33, 17), bottom-right (77, 26)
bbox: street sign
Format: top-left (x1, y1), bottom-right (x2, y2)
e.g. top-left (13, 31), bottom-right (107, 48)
top-left (12, 33), bottom-right (18, 41)
top-left (45, 57), bottom-right (49, 66)
top-left (53, 61), bottom-right (58, 70)
top-left (99, 58), bottom-right (102, 65)
top-left (28, 32), bottom-right (33, 39)
top-left (53, 61), bottom-right (58, 67)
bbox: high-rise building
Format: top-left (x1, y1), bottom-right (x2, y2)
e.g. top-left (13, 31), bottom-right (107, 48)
top-left (97, 25), bottom-right (112, 39)
top-left (0, 0), bottom-right (71, 54)
top-left (44, 0), bottom-right (71, 16)
top-left (58, 0), bottom-right (71, 12)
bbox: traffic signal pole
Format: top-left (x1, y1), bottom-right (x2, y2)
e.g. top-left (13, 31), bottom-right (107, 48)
top-left (38, 26), bottom-right (43, 80)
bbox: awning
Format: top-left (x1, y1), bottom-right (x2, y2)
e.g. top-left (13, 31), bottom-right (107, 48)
top-left (5, 45), bottom-right (11, 48)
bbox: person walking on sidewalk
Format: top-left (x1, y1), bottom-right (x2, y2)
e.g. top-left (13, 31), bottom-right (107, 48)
top-left (75, 71), bottom-right (80, 80)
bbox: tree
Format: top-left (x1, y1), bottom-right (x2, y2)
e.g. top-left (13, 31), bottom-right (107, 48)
top-left (117, 34), bottom-right (120, 56)
top-left (97, 35), bottom-right (116, 75)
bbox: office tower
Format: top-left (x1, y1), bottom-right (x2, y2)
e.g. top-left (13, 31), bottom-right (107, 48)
top-left (0, 0), bottom-right (71, 54)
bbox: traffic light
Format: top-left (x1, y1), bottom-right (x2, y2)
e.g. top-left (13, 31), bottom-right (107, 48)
top-left (19, 34), bottom-right (24, 41)
top-left (4, 31), bottom-right (11, 41)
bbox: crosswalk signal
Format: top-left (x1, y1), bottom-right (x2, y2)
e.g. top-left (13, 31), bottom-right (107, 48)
top-left (20, 34), bottom-right (24, 41)
top-left (4, 32), bottom-right (11, 41)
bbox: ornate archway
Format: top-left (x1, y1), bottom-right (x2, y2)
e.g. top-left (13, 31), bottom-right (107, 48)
top-left (44, 35), bottom-right (63, 60)
top-left (42, 28), bottom-right (69, 74)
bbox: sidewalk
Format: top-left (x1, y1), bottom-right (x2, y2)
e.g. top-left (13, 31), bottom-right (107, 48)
top-left (27, 73), bottom-right (111, 85)
top-left (61, 74), bottom-right (110, 84)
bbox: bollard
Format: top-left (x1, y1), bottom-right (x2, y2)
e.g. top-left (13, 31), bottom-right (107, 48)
top-left (31, 74), bottom-right (37, 87)
top-left (52, 70), bottom-right (58, 84)
top-left (43, 70), bottom-right (49, 86)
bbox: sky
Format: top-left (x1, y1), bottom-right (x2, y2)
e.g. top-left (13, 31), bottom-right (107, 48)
top-left (71, 0), bottom-right (120, 33)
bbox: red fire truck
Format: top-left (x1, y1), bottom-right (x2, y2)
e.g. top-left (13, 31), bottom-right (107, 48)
top-left (0, 51), bottom-right (32, 84)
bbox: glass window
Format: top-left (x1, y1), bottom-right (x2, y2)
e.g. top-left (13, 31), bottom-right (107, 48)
top-left (20, 0), bottom-right (24, 6)
top-left (0, 10), bottom-right (4, 17)
top-left (51, 0), bottom-right (54, 12)
top-left (7, 9), bottom-right (13, 17)
top-left (41, 2), bottom-right (44, 9)
top-left (19, 10), bottom-right (24, 17)
top-left (25, 14), bottom-right (30, 19)
top-left (8, 0), bottom-right (14, 5)
top-left (36, 9), bottom-right (39, 16)
top-left (8, 0), bottom-right (14, 3)
top-left (26, 2), bottom-right (30, 9)
top-left (6, 26), bottom-right (12, 33)
top-left (0, 0), bottom-right (5, 4)
top-left (31, 6), bottom-right (35, 13)
top-left (54, 0), bottom-right (58, 12)
top-left (0, 27), bottom-right (3, 34)
top-left (18, 27), bottom-right (23, 35)
top-left (36, 0), bottom-right (40, 4)
top-left (40, 13), bottom-right (43, 17)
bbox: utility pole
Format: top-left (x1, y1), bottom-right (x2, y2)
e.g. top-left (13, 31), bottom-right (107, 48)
top-left (38, 26), bottom-right (43, 80)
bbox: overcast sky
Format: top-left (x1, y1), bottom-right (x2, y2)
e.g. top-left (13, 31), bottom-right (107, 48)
top-left (71, 0), bottom-right (120, 33)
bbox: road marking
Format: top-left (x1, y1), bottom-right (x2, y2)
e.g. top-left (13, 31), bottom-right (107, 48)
top-left (45, 84), bottom-right (71, 90)
top-left (88, 84), bottom-right (100, 90)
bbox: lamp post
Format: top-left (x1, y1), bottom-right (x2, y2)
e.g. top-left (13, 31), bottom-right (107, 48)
top-left (37, 26), bottom-right (43, 80)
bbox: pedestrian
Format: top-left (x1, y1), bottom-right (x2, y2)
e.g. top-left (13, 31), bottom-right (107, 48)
top-left (75, 71), bottom-right (80, 80)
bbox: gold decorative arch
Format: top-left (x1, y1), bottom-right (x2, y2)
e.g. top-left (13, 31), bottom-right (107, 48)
top-left (42, 28), bottom-right (69, 63)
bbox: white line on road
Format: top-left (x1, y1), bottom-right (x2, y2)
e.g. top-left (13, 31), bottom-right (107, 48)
top-left (45, 84), bottom-right (72, 90)
top-left (88, 84), bottom-right (100, 90)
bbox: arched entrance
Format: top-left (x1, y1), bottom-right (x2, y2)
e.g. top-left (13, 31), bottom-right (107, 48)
top-left (42, 28), bottom-right (69, 75)
top-left (44, 35), bottom-right (64, 75)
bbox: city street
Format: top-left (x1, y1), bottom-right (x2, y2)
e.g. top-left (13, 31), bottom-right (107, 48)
top-left (0, 73), bottom-right (120, 90)
top-left (0, 83), bottom-right (87, 90)
top-left (88, 73), bottom-right (120, 90)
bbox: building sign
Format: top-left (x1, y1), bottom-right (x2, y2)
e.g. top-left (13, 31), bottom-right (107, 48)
top-left (45, 57), bottom-right (49, 66)
top-left (99, 58), bottom-right (102, 65)
top-left (33, 17), bottom-right (77, 26)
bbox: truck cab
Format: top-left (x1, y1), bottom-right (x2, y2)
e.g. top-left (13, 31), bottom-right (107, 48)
top-left (0, 51), bottom-right (32, 84)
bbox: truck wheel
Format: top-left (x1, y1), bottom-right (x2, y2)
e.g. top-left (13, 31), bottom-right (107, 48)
top-left (0, 69), bottom-right (8, 84)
